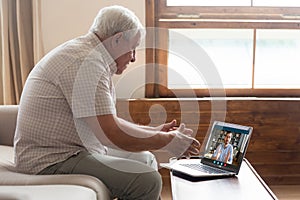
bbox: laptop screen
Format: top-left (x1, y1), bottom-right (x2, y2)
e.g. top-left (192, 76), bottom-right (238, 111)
top-left (201, 121), bottom-right (253, 174)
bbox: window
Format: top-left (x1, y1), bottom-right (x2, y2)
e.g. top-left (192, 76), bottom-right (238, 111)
top-left (167, 0), bottom-right (300, 7)
top-left (168, 29), bottom-right (254, 89)
top-left (167, 0), bottom-right (251, 7)
top-left (255, 30), bottom-right (300, 88)
top-left (145, 0), bottom-right (300, 97)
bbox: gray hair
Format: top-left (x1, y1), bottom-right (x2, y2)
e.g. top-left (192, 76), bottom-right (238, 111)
top-left (89, 5), bottom-right (145, 40)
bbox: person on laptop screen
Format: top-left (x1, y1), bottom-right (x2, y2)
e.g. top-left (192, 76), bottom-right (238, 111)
top-left (211, 132), bottom-right (233, 164)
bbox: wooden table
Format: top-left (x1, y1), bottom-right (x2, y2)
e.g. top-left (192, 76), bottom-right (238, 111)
top-left (170, 159), bottom-right (278, 200)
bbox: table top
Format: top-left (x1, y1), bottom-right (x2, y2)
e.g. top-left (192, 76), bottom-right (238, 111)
top-left (170, 159), bottom-right (278, 200)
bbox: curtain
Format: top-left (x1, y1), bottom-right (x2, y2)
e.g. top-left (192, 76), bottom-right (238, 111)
top-left (0, 0), bottom-right (44, 105)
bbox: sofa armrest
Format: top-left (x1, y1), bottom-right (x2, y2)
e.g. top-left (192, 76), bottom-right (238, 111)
top-left (0, 105), bottom-right (18, 146)
top-left (0, 185), bottom-right (98, 200)
top-left (0, 169), bottom-right (112, 200)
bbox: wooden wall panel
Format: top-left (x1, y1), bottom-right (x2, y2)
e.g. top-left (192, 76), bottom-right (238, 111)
top-left (116, 99), bottom-right (300, 185)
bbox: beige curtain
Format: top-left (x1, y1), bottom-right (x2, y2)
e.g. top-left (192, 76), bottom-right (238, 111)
top-left (0, 0), bottom-right (44, 105)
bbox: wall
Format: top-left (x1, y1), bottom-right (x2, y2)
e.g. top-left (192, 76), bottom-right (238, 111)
top-left (117, 98), bottom-right (300, 185)
top-left (40, 0), bottom-right (146, 98)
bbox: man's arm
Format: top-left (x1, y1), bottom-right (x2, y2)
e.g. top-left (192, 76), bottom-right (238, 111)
top-left (211, 145), bottom-right (221, 160)
top-left (224, 145), bottom-right (233, 163)
top-left (97, 114), bottom-right (173, 151)
top-left (84, 114), bottom-right (200, 158)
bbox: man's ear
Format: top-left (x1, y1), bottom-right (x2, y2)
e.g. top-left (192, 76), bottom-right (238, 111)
top-left (111, 32), bottom-right (123, 48)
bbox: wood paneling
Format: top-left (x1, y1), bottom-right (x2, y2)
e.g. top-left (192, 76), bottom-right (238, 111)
top-left (116, 98), bottom-right (300, 185)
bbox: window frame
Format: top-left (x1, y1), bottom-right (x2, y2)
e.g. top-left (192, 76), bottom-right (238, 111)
top-left (145, 0), bottom-right (300, 97)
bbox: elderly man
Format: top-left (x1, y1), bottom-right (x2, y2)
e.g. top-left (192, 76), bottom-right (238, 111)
top-left (14, 5), bottom-right (200, 200)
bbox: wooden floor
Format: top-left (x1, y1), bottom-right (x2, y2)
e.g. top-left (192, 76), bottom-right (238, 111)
top-left (161, 178), bottom-right (300, 200)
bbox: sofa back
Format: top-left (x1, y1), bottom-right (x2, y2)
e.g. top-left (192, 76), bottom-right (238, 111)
top-left (0, 105), bottom-right (18, 146)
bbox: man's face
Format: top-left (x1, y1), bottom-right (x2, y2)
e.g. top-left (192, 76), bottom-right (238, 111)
top-left (114, 33), bottom-right (141, 75)
top-left (224, 133), bottom-right (232, 145)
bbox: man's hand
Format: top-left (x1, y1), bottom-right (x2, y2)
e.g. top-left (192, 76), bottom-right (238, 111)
top-left (177, 124), bottom-right (200, 158)
top-left (163, 123), bottom-right (201, 158)
top-left (157, 119), bottom-right (177, 132)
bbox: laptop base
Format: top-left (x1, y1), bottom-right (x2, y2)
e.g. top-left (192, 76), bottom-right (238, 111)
top-left (172, 169), bottom-right (236, 182)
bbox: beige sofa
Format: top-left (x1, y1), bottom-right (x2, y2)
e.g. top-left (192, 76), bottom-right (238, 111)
top-left (0, 105), bottom-right (112, 200)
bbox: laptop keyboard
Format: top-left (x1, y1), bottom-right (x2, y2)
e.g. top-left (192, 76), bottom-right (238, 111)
top-left (180, 163), bottom-right (226, 174)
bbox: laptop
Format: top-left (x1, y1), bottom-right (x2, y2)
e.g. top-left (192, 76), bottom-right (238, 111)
top-left (160, 121), bottom-right (253, 178)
